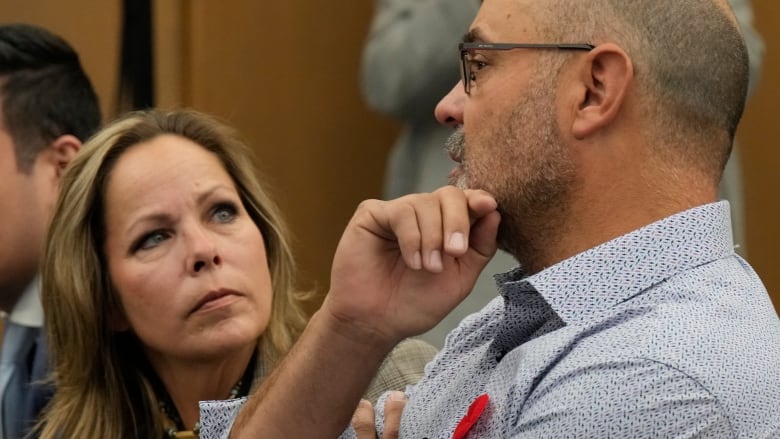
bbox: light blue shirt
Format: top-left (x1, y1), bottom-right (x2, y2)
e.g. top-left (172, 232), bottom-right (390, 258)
top-left (200, 201), bottom-right (780, 438)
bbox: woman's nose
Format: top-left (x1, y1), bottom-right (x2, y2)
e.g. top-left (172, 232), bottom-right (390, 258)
top-left (186, 226), bottom-right (222, 274)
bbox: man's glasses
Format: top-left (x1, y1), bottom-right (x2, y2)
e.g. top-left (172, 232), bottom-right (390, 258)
top-left (459, 42), bottom-right (595, 94)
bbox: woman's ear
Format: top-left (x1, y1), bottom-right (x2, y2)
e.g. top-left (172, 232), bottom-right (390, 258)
top-left (571, 43), bottom-right (634, 139)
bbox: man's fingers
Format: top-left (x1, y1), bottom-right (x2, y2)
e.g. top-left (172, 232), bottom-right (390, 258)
top-left (469, 210), bottom-right (501, 259)
top-left (386, 201), bottom-right (424, 270)
top-left (352, 187), bottom-right (498, 273)
top-left (436, 186), bottom-right (471, 257)
top-left (413, 195), bottom-right (446, 272)
top-left (464, 189), bottom-right (498, 220)
top-left (381, 391), bottom-right (406, 439)
top-left (351, 399), bottom-right (377, 439)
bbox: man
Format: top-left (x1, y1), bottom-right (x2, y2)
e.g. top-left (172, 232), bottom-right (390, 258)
top-left (201, 0), bottom-right (780, 437)
top-left (360, 0), bottom-right (515, 350)
top-left (359, 0), bottom-right (764, 348)
top-left (0, 24), bottom-right (100, 438)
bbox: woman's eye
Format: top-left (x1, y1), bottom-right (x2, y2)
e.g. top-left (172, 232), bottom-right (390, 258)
top-left (135, 231), bottom-right (169, 251)
top-left (212, 203), bottom-right (238, 223)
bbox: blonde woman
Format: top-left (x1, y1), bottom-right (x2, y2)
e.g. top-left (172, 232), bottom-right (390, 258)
top-left (37, 109), bottom-right (435, 438)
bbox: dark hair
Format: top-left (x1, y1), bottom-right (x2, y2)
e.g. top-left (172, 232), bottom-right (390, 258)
top-left (0, 23), bottom-right (100, 172)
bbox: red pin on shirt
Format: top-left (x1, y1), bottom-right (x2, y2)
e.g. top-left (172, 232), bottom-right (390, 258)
top-left (452, 394), bottom-right (490, 439)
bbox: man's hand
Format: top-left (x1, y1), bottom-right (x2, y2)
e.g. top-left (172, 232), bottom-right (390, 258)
top-left (352, 392), bottom-right (407, 439)
top-left (322, 186), bottom-right (500, 345)
top-left (227, 187), bottom-right (498, 439)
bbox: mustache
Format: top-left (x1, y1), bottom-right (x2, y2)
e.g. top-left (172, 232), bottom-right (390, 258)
top-left (444, 129), bottom-right (465, 160)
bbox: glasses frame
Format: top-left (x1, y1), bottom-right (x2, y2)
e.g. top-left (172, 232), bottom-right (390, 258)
top-left (459, 42), bottom-right (595, 94)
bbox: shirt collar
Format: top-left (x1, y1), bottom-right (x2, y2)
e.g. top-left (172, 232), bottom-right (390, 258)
top-left (8, 277), bottom-right (44, 328)
top-left (498, 201), bottom-right (734, 325)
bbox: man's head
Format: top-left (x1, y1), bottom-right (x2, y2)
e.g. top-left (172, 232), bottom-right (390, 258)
top-left (436, 0), bottom-right (748, 270)
top-left (0, 23), bottom-right (100, 310)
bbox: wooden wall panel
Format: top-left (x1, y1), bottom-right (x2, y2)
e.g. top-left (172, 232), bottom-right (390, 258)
top-left (0, 1), bottom-right (121, 121)
top-left (153, 0), bottom-right (187, 108)
top-left (740, 1), bottom-right (780, 309)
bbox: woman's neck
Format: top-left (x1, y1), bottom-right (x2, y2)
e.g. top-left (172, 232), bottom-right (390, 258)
top-left (152, 344), bottom-right (257, 430)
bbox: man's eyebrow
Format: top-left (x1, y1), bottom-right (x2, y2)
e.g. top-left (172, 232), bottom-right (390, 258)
top-left (462, 28), bottom-right (487, 44)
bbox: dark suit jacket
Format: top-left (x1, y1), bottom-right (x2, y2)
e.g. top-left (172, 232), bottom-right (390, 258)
top-left (23, 331), bottom-right (53, 436)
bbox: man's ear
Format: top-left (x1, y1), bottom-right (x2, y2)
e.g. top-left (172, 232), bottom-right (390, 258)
top-left (571, 43), bottom-right (634, 139)
top-left (48, 134), bottom-right (82, 177)
top-left (37, 134), bottom-right (83, 210)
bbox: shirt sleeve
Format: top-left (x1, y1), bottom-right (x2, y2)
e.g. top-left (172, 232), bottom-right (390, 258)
top-left (198, 397), bottom-right (247, 439)
top-left (510, 358), bottom-right (733, 438)
top-left (197, 397), bottom-right (388, 439)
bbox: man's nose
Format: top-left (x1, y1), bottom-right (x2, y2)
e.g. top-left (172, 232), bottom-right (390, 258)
top-left (434, 82), bottom-right (466, 128)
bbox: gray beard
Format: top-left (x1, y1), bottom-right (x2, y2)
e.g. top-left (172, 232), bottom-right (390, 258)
top-left (444, 130), bottom-right (468, 189)
top-left (441, 108), bottom-right (574, 273)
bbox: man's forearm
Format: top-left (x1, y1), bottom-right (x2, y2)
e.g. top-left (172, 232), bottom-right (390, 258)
top-left (229, 188), bottom-right (499, 437)
top-left (230, 310), bottom-right (397, 438)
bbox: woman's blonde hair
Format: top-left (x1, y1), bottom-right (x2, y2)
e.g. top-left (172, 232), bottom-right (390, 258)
top-left (38, 109), bottom-right (311, 438)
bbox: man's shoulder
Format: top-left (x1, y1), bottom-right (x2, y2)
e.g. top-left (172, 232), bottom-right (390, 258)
top-left (534, 274), bottom-right (780, 435)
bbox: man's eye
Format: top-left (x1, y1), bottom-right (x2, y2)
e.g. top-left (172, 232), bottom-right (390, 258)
top-left (472, 60), bottom-right (487, 70)
top-left (468, 60), bottom-right (488, 81)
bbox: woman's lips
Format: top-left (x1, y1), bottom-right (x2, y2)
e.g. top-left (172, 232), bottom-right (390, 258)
top-left (190, 288), bottom-right (241, 314)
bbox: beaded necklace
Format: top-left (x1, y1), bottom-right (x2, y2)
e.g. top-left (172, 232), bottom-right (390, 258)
top-left (156, 354), bottom-right (256, 438)
top-left (159, 380), bottom-right (244, 438)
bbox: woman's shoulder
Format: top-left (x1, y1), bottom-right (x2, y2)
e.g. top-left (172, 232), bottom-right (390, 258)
top-left (363, 338), bottom-right (438, 403)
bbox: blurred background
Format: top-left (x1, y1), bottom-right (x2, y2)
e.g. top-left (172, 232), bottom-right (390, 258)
top-left (1, 0), bottom-right (777, 312)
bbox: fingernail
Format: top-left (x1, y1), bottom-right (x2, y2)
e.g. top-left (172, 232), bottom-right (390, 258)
top-left (358, 398), bottom-right (373, 408)
top-left (412, 251), bottom-right (422, 270)
top-left (429, 250), bottom-right (442, 272)
top-left (389, 391), bottom-right (406, 401)
top-left (449, 232), bottom-right (465, 251)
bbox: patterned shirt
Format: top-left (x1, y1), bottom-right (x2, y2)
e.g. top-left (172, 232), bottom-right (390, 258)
top-left (200, 202), bottom-right (780, 438)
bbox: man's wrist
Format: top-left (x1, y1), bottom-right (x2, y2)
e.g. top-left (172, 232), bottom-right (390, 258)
top-left (310, 307), bottom-right (399, 359)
